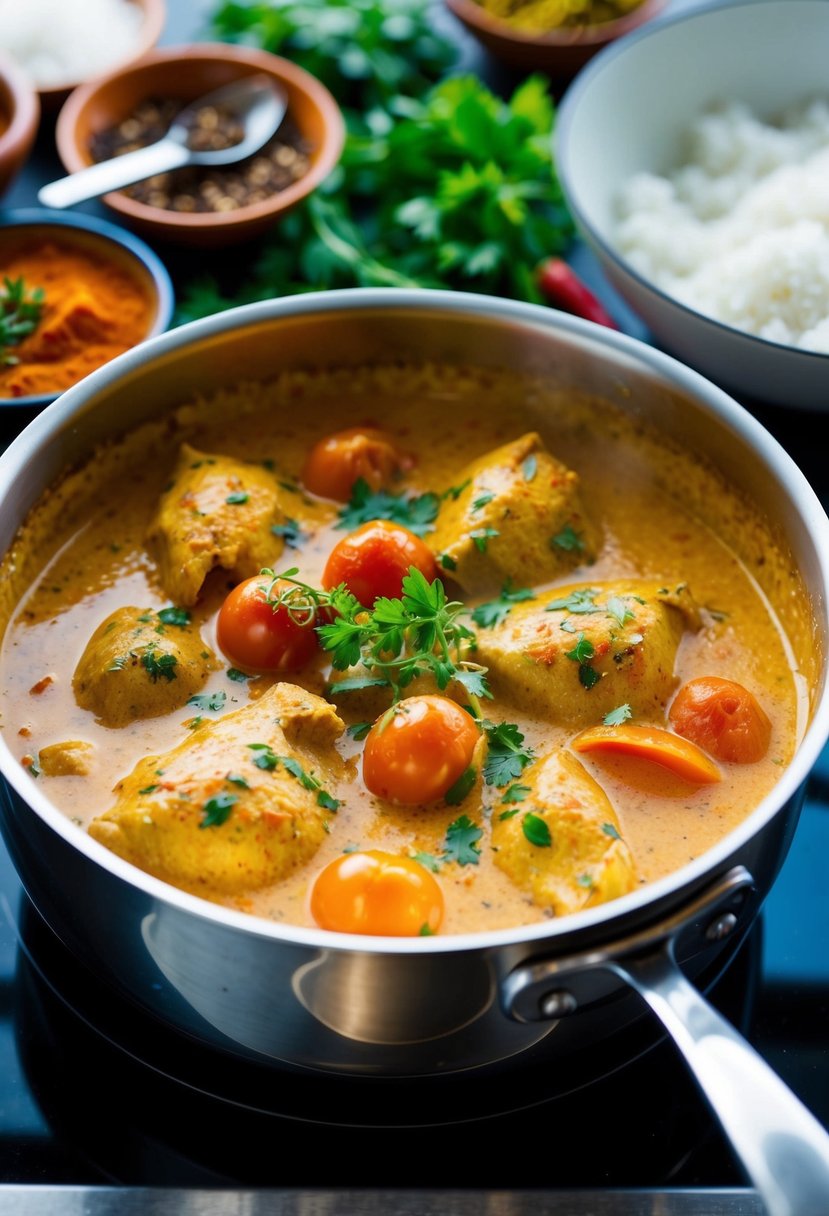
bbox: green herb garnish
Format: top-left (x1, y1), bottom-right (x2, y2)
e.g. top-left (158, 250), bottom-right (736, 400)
top-left (187, 690), bottom-right (227, 712)
top-left (141, 649), bottom-right (178, 683)
top-left (1, 276), bottom-right (44, 365)
top-left (337, 478), bottom-right (439, 536)
top-left (522, 813), bottom-right (551, 848)
top-left (443, 815), bottom-right (483, 866)
top-left (482, 721), bottom-right (534, 787)
top-left (200, 791), bottom-right (237, 829)
top-left (471, 581), bottom-right (534, 629)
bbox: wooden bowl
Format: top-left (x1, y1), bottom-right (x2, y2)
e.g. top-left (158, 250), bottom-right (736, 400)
top-left (36, 0), bottom-right (167, 112)
top-left (0, 50), bottom-right (39, 197)
top-left (54, 44), bottom-right (346, 248)
top-left (443, 0), bottom-right (668, 78)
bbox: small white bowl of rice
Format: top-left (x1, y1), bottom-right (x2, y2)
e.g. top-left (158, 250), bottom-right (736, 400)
top-left (555, 0), bottom-right (829, 410)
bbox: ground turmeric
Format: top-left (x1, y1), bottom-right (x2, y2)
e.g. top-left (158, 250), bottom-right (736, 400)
top-left (474, 0), bottom-right (645, 31)
top-left (0, 238), bottom-right (155, 399)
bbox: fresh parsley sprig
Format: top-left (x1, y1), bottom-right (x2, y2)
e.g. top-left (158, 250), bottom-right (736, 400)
top-left (1, 276), bottom-right (45, 365)
top-left (260, 565), bottom-right (491, 707)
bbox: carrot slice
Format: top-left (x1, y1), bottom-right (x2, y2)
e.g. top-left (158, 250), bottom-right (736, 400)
top-left (669, 677), bottom-right (771, 764)
top-left (571, 724), bottom-right (721, 785)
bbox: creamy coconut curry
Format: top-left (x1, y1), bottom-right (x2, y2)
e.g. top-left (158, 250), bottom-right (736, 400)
top-left (0, 364), bottom-right (811, 935)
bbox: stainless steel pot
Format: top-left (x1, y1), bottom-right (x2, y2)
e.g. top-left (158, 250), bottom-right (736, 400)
top-left (1, 290), bottom-right (828, 1214)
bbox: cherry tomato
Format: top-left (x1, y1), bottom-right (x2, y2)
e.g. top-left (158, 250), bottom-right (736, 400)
top-left (322, 519), bottom-right (438, 606)
top-left (302, 426), bottom-right (409, 502)
top-left (669, 676), bottom-right (772, 764)
top-left (363, 695), bottom-right (480, 805)
top-left (309, 850), bottom-right (444, 936)
top-left (216, 576), bottom-right (320, 672)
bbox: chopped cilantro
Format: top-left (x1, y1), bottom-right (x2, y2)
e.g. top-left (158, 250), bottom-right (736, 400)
top-left (226, 773), bottom-right (250, 788)
top-left (443, 478), bottom-right (471, 501)
top-left (138, 784), bottom-right (158, 795)
top-left (603, 704), bottom-right (632, 726)
top-left (471, 492), bottom-right (495, 512)
top-left (419, 923), bottom-right (436, 936)
top-left (271, 517), bottom-right (307, 549)
top-left (577, 873), bottom-right (594, 889)
top-left (443, 815), bottom-right (483, 866)
top-left (337, 477), bottom-right (439, 536)
top-left (522, 813), bottom-right (551, 847)
top-left (521, 454), bottom-right (537, 481)
top-left (602, 822), bottom-right (622, 841)
top-left (470, 526), bottom-right (499, 553)
top-left (546, 589), bottom-right (599, 614)
top-left (605, 596), bottom-right (635, 628)
top-left (226, 491), bottom-right (249, 505)
top-left (226, 668), bottom-right (250, 683)
top-left (157, 606), bottom-right (190, 627)
top-left (346, 721), bottom-right (372, 741)
top-left (444, 765), bottom-right (477, 806)
top-left (551, 525), bottom-right (585, 553)
top-left (248, 743), bottom-right (279, 770)
top-left (200, 791), bottom-right (237, 829)
top-left (187, 690), bottom-right (227, 712)
top-left (329, 676), bottom-right (392, 695)
top-left (471, 580), bottom-right (534, 629)
top-left (502, 783), bottom-right (531, 804)
top-left (440, 553), bottom-right (457, 571)
top-left (483, 720), bottom-right (534, 787)
top-left (187, 716), bottom-right (204, 730)
top-left (411, 850), bottom-right (441, 873)
top-left (317, 790), bottom-right (341, 811)
top-left (579, 664), bottom-right (601, 690)
top-left (565, 633), bottom-right (594, 664)
top-left (498, 807), bottom-right (520, 820)
top-left (141, 649), bottom-right (178, 683)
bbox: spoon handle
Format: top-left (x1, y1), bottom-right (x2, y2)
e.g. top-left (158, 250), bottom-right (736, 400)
top-left (38, 139), bottom-right (192, 209)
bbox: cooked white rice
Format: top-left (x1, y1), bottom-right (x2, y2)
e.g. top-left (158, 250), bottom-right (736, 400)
top-left (614, 99), bottom-right (829, 353)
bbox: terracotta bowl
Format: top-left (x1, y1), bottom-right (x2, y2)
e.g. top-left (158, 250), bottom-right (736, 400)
top-left (0, 51), bottom-right (39, 197)
top-left (54, 44), bottom-right (346, 249)
top-left (35, 0), bottom-right (167, 113)
top-left (443, 0), bottom-right (668, 78)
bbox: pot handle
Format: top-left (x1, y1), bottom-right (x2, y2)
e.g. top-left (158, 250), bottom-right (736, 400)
top-left (500, 866), bottom-right (829, 1216)
top-left (611, 944), bottom-right (829, 1216)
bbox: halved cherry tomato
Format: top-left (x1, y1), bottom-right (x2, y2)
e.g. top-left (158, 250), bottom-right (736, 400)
top-left (216, 576), bottom-right (320, 672)
top-left (302, 426), bottom-right (409, 502)
top-left (572, 723), bottom-right (721, 785)
top-left (309, 850), bottom-right (444, 936)
top-left (363, 695), bottom-right (480, 805)
top-left (669, 677), bottom-right (772, 764)
top-left (322, 520), bottom-right (437, 606)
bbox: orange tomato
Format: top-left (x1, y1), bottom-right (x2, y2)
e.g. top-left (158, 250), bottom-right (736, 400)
top-left (572, 723), bottom-right (721, 785)
top-left (669, 677), bottom-right (772, 764)
top-left (363, 695), bottom-right (481, 805)
top-left (216, 576), bottom-right (320, 672)
top-left (322, 520), bottom-right (438, 606)
top-left (309, 850), bottom-right (444, 936)
top-left (302, 426), bottom-right (409, 502)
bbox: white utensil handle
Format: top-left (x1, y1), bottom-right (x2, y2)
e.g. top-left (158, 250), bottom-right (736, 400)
top-left (38, 140), bottom-right (191, 209)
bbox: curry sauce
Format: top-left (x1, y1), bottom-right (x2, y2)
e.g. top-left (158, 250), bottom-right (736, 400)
top-left (0, 364), bottom-right (808, 934)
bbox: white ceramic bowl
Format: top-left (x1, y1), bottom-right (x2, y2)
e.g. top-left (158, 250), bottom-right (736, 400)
top-left (555, 0), bottom-right (829, 411)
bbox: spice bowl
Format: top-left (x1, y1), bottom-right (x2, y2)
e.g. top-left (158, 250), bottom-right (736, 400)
top-left (442, 0), bottom-right (667, 79)
top-left (0, 51), bottom-right (39, 198)
top-left (53, 44), bottom-right (346, 248)
top-left (0, 0), bottom-right (167, 113)
top-left (0, 208), bottom-right (174, 410)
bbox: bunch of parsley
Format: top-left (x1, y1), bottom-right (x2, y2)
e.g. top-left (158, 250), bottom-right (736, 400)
top-left (209, 0), bottom-right (456, 126)
top-left (177, 73), bottom-right (573, 322)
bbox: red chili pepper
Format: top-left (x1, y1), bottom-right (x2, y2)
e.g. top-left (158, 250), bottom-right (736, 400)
top-left (536, 258), bottom-right (619, 330)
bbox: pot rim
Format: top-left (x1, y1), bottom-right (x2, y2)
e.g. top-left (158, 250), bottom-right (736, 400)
top-left (2, 287), bottom-right (827, 955)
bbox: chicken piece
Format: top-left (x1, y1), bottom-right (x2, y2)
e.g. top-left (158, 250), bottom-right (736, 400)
top-left (73, 606), bottom-right (219, 727)
top-left (475, 581), bottom-right (699, 727)
top-left (147, 443), bottom-right (287, 606)
top-left (38, 740), bottom-right (94, 777)
top-left (492, 749), bottom-right (636, 916)
top-left (429, 433), bottom-right (598, 595)
top-left (89, 684), bottom-right (345, 896)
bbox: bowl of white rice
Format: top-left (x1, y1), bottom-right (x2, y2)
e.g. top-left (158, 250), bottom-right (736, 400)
top-left (555, 0), bottom-right (829, 410)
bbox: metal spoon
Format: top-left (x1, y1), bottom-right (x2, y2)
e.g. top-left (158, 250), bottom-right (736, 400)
top-left (38, 75), bottom-right (288, 210)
